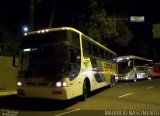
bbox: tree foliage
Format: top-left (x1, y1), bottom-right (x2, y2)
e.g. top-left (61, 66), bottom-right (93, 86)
top-left (0, 20), bottom-right (20, 56)
top-left (77, 0), bottom-right (133, 47)
top-left (115, 20), bottom-right (133, 46)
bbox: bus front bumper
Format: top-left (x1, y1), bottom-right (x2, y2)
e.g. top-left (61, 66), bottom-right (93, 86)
top-left (17, 86), bottom-right (71, 100)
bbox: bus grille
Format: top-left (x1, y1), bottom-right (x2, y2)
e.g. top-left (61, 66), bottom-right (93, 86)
top-left (26, 82), bottom-right (36, 86)
top-left (26, 82), bottom-right (50, 86)
top-left (38, 83), bottom-right (49, 86)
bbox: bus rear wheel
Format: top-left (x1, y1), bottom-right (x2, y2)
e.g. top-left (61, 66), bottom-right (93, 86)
top-left (133, 76), bottom-right (137, 82)
top-left (110, 76), bottom-right (116, 88)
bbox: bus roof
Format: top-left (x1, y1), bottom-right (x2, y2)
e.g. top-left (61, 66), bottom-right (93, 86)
top-left (116, 55), bottom-right (153, 62)
top-left (24, 27), bottom-right (83, 35)
top-left (24, 27), bottom-right (117, 56)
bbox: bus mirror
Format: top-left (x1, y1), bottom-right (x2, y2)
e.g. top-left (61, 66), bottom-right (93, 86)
top-left (128, 61), bottom-right (131, 67)
top-left (12, 54), bottom-right (19, 67)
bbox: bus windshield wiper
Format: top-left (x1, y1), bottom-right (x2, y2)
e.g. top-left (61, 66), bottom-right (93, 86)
top-left (23, 51), bottom-right (34, 60)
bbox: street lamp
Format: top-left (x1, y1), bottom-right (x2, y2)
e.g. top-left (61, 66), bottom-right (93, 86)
top-left (23, 26), bottom-right (29, 32)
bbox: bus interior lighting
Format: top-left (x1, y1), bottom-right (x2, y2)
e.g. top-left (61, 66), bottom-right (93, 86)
top-left (23, 48), bottom-right (31, 52)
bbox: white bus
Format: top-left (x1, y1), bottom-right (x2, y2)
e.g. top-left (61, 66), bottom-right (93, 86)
top-left (116, 55), bottom-right (153, 82)
top-left (13, 27), bottom-right (118, 100)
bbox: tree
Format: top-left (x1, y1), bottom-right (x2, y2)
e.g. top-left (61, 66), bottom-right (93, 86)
top-left (114, 18), bottom-right (133, 47)
top-left (28, 0), bottom-right (42, 31)
top-left (0, 19), bottom-right (20, 56)
top-left (77, 0), bottom-right (133, 48)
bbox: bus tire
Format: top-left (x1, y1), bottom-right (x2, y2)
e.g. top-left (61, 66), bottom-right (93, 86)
top-left (148, 75), bottom-right (152, 80)
top-left (110, 76), bottom-right (116, 88)
top-left (81, 79), bottom-right (90, 101)
top-left (134, 75), bottom-right (137, 82)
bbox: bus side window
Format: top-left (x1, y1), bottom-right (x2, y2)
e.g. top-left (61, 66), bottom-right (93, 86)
top-left (69, 48), bottom-right (81, 64)
top-left (82, 37), bottom-right (90, 55)
top-left (69, 48), bottom-right (81, 80)
top-left (69, 48), bottom-right (77, 64)
top-left (99, 48), bottom-right (105, 59)
top-left (92, 44), bottom-right (99, 57)
top-left (128, 61), bottom-right (131, 67)
top-left (105, 52), bottom-right (111, 60)
top-left (70, 31), bottom-right (80, 47)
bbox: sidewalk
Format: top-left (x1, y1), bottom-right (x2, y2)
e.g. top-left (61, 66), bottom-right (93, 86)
top-left (0, 56), bottom-right (17, 97)
top-left (0, 89), bottom-right (17, 97)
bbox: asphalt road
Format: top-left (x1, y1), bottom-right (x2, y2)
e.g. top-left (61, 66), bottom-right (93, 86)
top-left (0, 79), bottom-right (160, 116)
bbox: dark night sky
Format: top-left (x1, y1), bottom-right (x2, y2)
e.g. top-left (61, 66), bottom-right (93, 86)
top-left (0, 0), bottom-right (159, 31)
top-left (0, 0), bottom-right (84, 30)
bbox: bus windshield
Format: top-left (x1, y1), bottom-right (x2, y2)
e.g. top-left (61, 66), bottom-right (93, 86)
top-left (118, 60), bottom-right (133, 74)
top-left (19, 31), bottom-right (70, 78)
top-left (22, 30), bottom-right (68, 48)
top-left (20, 45), bottom-right (68, 78)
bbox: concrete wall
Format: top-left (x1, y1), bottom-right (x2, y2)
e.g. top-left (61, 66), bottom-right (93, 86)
top-left (0, 56), bottom-right (17, 96)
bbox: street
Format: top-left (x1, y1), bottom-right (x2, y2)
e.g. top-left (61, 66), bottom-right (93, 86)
top-left (0, 79), bottom-right (160, 116)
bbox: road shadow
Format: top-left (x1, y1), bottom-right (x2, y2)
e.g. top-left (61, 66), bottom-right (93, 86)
top-left (0, 83), bottom-right (130, 111)
top-left (0, 85), bottom-right (112, 111)
top-left (0, 95), bottom-right (78, 111)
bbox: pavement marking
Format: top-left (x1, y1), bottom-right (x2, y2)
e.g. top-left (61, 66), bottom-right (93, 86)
top-left (54, 109), bottom-right (80, 116)
top-left (118, 93), bottom-right (133, 98)
top-left (147, 86), bottom-right (155, 89)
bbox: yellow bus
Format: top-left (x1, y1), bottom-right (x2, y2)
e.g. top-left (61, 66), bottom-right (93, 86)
top-left (13, 27), bottom-right (118, 100)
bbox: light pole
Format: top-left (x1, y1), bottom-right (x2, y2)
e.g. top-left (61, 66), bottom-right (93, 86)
top-left (49, 0), bottom-right (57, 28)
top-left (28, 0), bottom-right (42, 31)
top-left (22, 26), bottom-right (29, 32)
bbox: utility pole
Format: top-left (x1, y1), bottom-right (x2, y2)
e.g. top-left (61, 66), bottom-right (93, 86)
top-left (28, 0), bottom-right (42, 31)
top-left (49, 0), bottom-right (57, 28)
top-left (28, 0), bottom-right (34, 31)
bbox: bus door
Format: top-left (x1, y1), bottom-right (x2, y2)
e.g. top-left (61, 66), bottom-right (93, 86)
top-left (68, 48), bottom-right (82, 97)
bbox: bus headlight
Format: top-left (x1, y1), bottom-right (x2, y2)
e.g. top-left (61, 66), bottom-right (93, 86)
top-left (17, 81), bottom-right (23, 86)
top-left (56, 82), bottom-right (67, 87)
top-left (56, 82), bottom-right (61, 87)
top-left (62, 82), bottom-right (67, 87)
top-left (115, 76), bottom-right (119, 80)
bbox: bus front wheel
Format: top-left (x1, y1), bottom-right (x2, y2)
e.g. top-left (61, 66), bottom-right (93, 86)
top-left (81, 80), bottom-right (90, 101)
